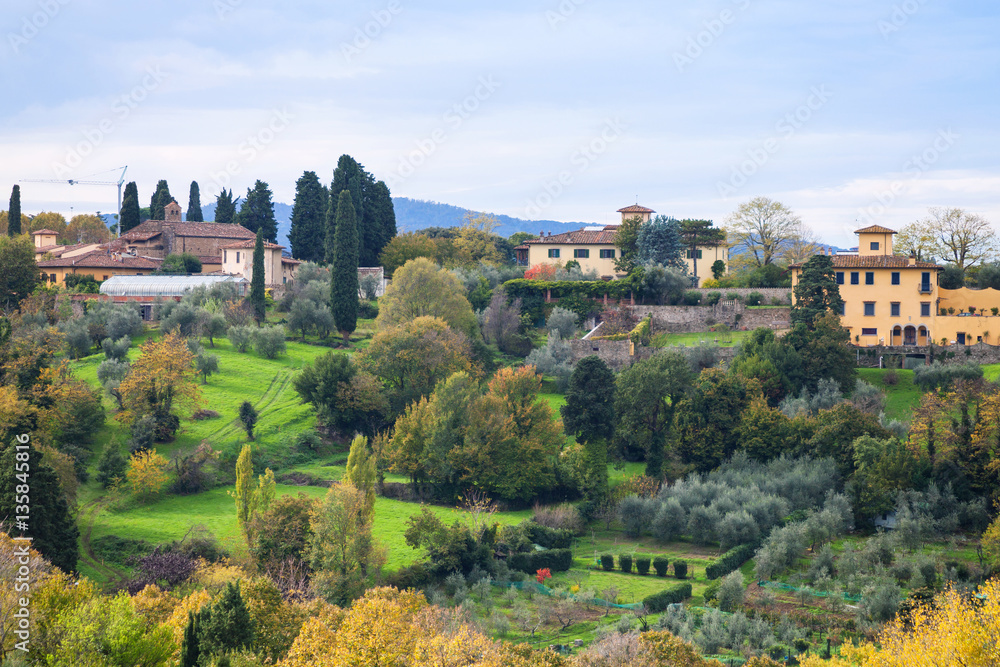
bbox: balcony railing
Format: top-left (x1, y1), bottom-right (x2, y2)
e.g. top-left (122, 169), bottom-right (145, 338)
top-left (918, 283), bottom-right (933, 294)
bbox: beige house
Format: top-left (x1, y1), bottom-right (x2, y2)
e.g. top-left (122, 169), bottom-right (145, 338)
top-left (32, 229), bottom-right (100, 261)
top-left (221, 239), bottom-right (301, 286)
top-left (37, 251), bottom-right (162, 285)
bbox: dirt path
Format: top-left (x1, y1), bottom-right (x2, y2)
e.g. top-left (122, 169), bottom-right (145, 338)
top-left (77, 498), bottom-right (128, 586)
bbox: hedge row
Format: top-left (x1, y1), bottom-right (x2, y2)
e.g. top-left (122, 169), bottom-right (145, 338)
top-left (503, 277), bottom-right (640, 301)
top-left (524, 523), bottom-right (574, 550)
top-left (705, 543), bottom-right (756, 580)
top-left (643, 582), bottom-right (693, 612)
top-left (508, 549), bottom-right (573, 574)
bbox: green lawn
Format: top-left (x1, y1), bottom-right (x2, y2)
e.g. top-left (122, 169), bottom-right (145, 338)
top-left (857, 367), bottom-right (922, 421)
top-left (651, 330), bottom-right (752, 348)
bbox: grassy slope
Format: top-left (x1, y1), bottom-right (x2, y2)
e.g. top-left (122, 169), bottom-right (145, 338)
top-left (651, 330), bottom-right (752, 348)
top-left (856, 368), bottom-right (921, 421)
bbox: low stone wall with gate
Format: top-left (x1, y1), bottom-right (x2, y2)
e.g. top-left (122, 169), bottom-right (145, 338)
top-left (853, 343), bottom-right (1000, 368)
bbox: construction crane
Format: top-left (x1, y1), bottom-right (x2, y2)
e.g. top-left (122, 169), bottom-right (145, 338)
top-left (21, 166), bottom-right (128, 235)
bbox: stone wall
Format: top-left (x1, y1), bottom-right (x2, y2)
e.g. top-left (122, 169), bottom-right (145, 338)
top-left (693, 287), bottom-right (792, 303)
top-left (625, 304), bottom-right (791, 333)
top-left (853, 343), bottom-right (1000, 368)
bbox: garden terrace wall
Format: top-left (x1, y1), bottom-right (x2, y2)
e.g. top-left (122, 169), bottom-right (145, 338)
top-left (693, 287), bottom-right (792, 302)
top-left (625, 305), bottom-right (791, 333)
top-left (853, 343), bottom-right (1000, 368)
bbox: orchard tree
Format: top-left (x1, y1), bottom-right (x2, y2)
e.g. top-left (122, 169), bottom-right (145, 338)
top-left (288, 170), bottom-right (328, 262)
top-left (725, 196), bottom-right (804, 268)
top-left (375, 257), bottom-right (477, 337)
top-left (119, 182), bottom-right (141, 233)
top-left (562, 356), bottom-right (616, 501)
top-left (330, 190), bottom-right (359, 341)
top-left (248, 229), bottom-right (266, 323)
top-left (214, 188), bottom-right (237, 224)
top-left (150, 179), bottom-right (172, 220)
top-left (792, 254), bottom-right (844, 327)
top-left (186, 181), bottom-right (204, 222)
top-left (7, 185), bottom-right (21, 236)
top-left (236, 180), bottom-right (277, 241)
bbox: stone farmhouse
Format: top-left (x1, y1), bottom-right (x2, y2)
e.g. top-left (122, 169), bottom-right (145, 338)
top-left (790, 225), bottom-right (1000, 347)
top-left (515, 204), bottom-right (728, 285)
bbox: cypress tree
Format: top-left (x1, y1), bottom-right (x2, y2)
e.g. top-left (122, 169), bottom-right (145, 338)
top-left (327, 155), bottom-right (364, 262)
top-left (330, 190), bottom-right (359, 341)
top-left (289, 171), bottom-right (327, 262)
top-left (8, 185), bottom-right (21, 236)
top-left (562, 356), bottom-right (616, 502)
top-left (150, 180), bottom-right (171, 220)
top-left (235, 180), bottom-right (277, 242)
top-left (180, 612), bottom-right (200, 667)
top-left (249, 229), bottom-right (266, 323)
top-left (362, 179), bottom-right (396, 267)
top-left (215, 189), bottom-right (237, 224)
top-left (186, 181), bottom-right (204, 222)
top-left (119, 182), bottom-right (141, 233)
top-left (0, 443), bottom-right (79, 572)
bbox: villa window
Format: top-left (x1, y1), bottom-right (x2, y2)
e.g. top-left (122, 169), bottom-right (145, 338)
top-left (236, 251), bottom-right (241, 263)
top-left (574, 249), bottom-right (590, 259)
top-left (865, 272), bottom-right (875, 285)
top-left (891, 272), bottom-right (900, 285)
top-left (839, 302), bottom-right (846, 315)
top-left (871, 242), bottom-right (880, 251)
top-left (862, 328), bottom-right (877, 336)
top-left (686, 249), bottom-right (703, 259)
top-left (864, 302), bottom-right (875, 316)
top-left (891, 302), bottom-right (900, 317)
top-left (921, 302), bottom-right (931, 317)
top-left (599, 249), bottom-right (615, 259)
top-left (548, 249), bottom-right (560, 259)
top-left (851, 272), bottom-right (859, 285)
top-left (836, 272), bottom-right (844, 285)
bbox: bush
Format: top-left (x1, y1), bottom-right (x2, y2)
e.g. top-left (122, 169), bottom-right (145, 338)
top-left (635, 556), bottom-right (651, 575)
top-left (703, 579), bottom-right (721, 604)
top-left (619, 553), bottom-right (633, 574)
top-left (507, 548), bottom-right (573, 574)
top-left (601, 554), bottom-right (615, 571)
top-left (228, 325), bottom-right (255, 353)
top-left (683, 290), bottom-right (701, 306)
top-left (883, 370), bottom-right (899, 386)
top-left (746, 291), bottom-right (764, 306)
top-left (523, 522), bottom-right (573, 549)
top-left (706, 543), bottom-right (756, 580)
top-left (357, 300), bottom-right (379, 320)
top-left (643, 582), bottom-right (693, 612)
top-left (532, 504), bottom-right (584, 534)
top-left (252, 325), bottom-right (287, 359)
top-left (653, 556), bottom-right (669, 577)
top-left (726, 292), bottom-right (741, 301)
top-left (704, 291), bottom-right (722, 306)
top-left (673, 560), bottom-right (688, 579)
top-left (96, 444), bottom-right (128, 489)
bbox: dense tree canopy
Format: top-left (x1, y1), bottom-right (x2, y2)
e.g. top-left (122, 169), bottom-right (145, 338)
top-left (376, 257), bottom-right (477, 337)
top-left (0, 235), bottom-right (39, 309)
top-left (791, 254), bottom-right (844, 328)
top-left (236, 180), bottom-right (278, 242)
top-left (288, 170), bottom-right (328, 262)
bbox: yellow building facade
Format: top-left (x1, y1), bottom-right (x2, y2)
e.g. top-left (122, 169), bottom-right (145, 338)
top-left (791, 225), bottom-right (1000, 347)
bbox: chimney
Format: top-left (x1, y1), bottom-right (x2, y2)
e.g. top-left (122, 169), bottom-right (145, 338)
top-left (909, 251), bottom-right (916, 267)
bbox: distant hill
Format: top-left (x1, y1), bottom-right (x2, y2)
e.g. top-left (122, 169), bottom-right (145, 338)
top-left (200, 202), bottom-right (294, 248)
top-left (391, 197), bottom-right (590, 239)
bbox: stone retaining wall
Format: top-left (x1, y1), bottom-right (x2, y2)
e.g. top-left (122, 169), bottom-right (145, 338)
top-left (853, 343), bottom-right (1000, 368)
top-left (625, 304), bottom-right (791, 333)
top-left (692, 287), bottom-right (792, 303)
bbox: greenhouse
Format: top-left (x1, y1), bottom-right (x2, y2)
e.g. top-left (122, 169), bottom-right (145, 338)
top-left (99, 274), bottom-right (249, 298)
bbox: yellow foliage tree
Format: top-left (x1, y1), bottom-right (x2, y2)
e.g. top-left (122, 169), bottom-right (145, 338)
top-left (118, 331), bottom-right (201, 439)
top-left (126, 448), bottom-right (169, 501)
top-left (230, 443), bottom-right (275, 542)
top-left (160, 588), bottom-right (212, 658)
top-left (0, 533), bottom-right (52, 661)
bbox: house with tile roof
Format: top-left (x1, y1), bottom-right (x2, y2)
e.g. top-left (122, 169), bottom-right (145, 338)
top-left (220, 239), bottom-right (301, 286)
top-left (791, 225), bottom-right (1000, 347)
top-left (37, 250), bottom-right (163, 285)
top-left (32, 229), bottom-right (102, 261)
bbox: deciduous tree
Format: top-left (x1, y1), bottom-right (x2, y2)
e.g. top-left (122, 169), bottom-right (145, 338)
top-left (0, 235), bottom-right (39, 309)
top-left (725, 196), bottom-right (804, 268)
top-left (125, 448), bottom-right (169, 502)
top-left (378, 232), bottom-right (438, 278)
top-left (230, 444), bottom-right (275, 542)
top-left (376, 257), bottom-right (478, 337)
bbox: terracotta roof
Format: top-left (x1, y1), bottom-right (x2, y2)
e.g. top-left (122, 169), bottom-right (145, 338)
top-left (617, 205), bottom-right (655, 214)
top-left (120, 230), bottom-right (162, 242)
top-left (198, 256), bottom-right (223, 264)
top-left (790, 255), bottom-right (940, 270)
top-left (220, 239), bottom-right (285, 250)
top-left (31, 229), bottom-right (60, 235)
top-left (855, 225), bottom-right (897, 235)
top-left (37, 250), bottom-right (162, 269)
top-left (525, 229), bottom-right (618, 245)
top-left (358, 267), bottom-right (383, 275)
top-left (35, 242), bottom-right (93, 257)
top-left (119, 220), bottom-right (256, 242)
top-left (281, 257), bottom-right (303, 265)
top-left (514, 244), bottom-right (529, 251)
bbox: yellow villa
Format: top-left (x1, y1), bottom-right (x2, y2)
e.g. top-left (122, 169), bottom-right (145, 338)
top-left (791, 225), bottom-right (1000, 347)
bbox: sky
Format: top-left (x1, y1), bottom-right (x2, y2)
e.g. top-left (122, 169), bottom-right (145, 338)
top-left (2, 0), bottom-right (999, 247)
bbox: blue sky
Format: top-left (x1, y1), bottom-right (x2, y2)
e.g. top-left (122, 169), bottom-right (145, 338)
top-left (3, 0), bottom-right (998, 247)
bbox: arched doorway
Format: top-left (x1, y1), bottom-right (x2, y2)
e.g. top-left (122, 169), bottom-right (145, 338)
top-left (904, 325), bottom-right (917, 346)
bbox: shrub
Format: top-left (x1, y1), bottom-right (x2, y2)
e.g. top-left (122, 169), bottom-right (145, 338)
top-left (532, 504), bottom-right (584, 534)
top-left (703, 579), bottom-right (721, 604)
top-left (704, 291), bottom-right (722, 306)
top-left (523, 522), bottom-right (573, 549)
top-left (653, 556), bottom-right (669, 577)
top-left (253, 325), bottom-right (287, 358)
top-left (673, 560), bottom-right (688, 579)
top-left (619, 554), bottom-right (633, 574)
top-left (357, 300), bottom-right (379, 320)
top-left (883, 370), bottom-right (899, 386)
top-left (228, 325), bottom-right (255, 353)
top-left (601, 554), bottom-right (615, 571)
top-left (726, 292), bottom-right (740, 301)
top-left (706, 543), bottom-right (756, 580)
top-left (508, 548), bottom-right (573, 574)
top-left (683, 290), bottom-right (702, 306)
top-left (643, 582), bottom-right (692, 612)
top-left (635, 556), bottom-right (651, 575)
top-left (717, 571), bottom-right (745, 612)
top-left (746, 291), bottom-right (764, 306)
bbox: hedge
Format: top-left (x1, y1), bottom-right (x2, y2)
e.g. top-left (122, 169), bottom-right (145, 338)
top-left (673, 560), bottom-right (688, 579)
top-left (705, 543), bottom-right (756, 580)
top-left (503, 277), bottom-right (640, 301)
top-left (653, 557), bottom-right (670, 577)
top-left (524, 523), bottom-right (574, 549)
top-left (635, 556), bottom-right (651, 575)
top-left (619, 554), bottom-right (632, 573)
top-left (600, 554), bottom-right (615, 571)
top-left (643, 582), bottom-right (693, 612)
top-left (508, 549), bottom-right (573, 574)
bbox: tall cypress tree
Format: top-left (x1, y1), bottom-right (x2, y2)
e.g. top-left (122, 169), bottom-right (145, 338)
top-left (365, 180), bottom-right (396, 266)
top-left (249, 229), bottom-right (266, 323)
top-left (215, 189), bottom-right (237, 224)
top-left (8, 185), bottom-right (21, 236)
top-left (186, 181), bottom-right (204, 222)
top-left (327, 155), bottom-right (364, 263)
top-left (180, 612), bottom-right (201, 667)
top-left (330, 190), bottom-right (359, 341)
top-left (235, 180), bottom-right (277, 242)
top-left (150, 180), bottom-right (171, 220)
top-left (0, 443), bottom-right (79, 573)
top-left (289, 171), bottom-right (327, 263)
top-left (120, 182), bottom-right (141, 233)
